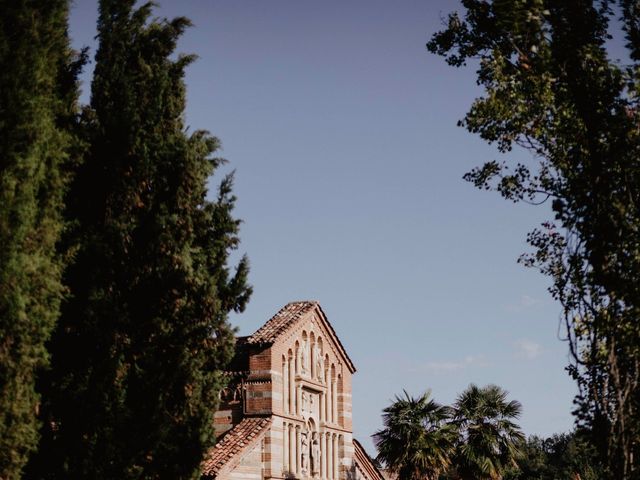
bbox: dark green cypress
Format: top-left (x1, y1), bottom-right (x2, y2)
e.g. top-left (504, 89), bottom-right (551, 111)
top-left (30, 1), bottom-right (251, 479)
top-left (0, 1), bottom-right (82, 478)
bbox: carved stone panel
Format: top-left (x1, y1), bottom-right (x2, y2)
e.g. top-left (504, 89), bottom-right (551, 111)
top-left (301, 387), bottom-right (320, 421)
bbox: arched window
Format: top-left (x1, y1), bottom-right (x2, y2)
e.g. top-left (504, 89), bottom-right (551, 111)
top-left (282, 355), bottom-right (288, 414)
top-left (337, 373), bottom-right (343, 426)
top-left (315, 337), bottom-right (324, 382)
top-left (330, 364), bottom-right (336, 423)
top-left (287, 349), bottom-right (294, 413)
top-left (300, 331), bottom-right (308, 376)
top-left (309, 332), bottom-right (316, 379)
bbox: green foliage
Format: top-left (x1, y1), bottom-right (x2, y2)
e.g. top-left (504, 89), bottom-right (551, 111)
top-left (450, 384), bottom-right (524, 480)
top-left (376, 385), bottom-right (523, 480)
top-left (375, 387), bottom-right (603, 480)
top-left (374, 391), bottom-right (455, 480)
top-left (0, 1), bottom-right (83, 478)
top-left (27, 1), bottom-right (251, 479)
top-left (428, 1), bottom-right (640, 477)
top-left (503, 431), bottom-right (604, 480)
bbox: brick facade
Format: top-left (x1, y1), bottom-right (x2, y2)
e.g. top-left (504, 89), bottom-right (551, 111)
top-left (203, 302), bottom-right (383, 480)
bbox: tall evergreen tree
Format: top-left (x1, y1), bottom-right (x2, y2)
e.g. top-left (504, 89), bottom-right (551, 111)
top-left (0, 1), bottom-right (82, 478)
top-left (29, 1), bottom-right (251, 478)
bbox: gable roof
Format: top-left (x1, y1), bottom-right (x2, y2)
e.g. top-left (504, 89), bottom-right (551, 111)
top-left (246, 301), bottom-right (356, 373)
top-left (247, 301), bottom-right (316, 344)
top-left (201, 417), bottom-right (271, 478)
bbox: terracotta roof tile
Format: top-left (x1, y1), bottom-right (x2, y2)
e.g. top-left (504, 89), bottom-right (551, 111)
top-left (246, 301), bottom-right (318, 344)
top-left (202, 417), bottom-right (271, 477)
top-left (245, 301), bottom-right (356, 373)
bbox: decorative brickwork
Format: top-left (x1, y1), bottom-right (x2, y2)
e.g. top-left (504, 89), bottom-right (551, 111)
top-left (204, 302), bottom-right (382, 480)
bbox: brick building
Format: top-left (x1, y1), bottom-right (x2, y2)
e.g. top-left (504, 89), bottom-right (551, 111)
top-left (202, 301), bottom-right (384, 480)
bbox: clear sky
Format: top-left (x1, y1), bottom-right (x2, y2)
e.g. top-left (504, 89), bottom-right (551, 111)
top-left (69, 0), bottom-right (577, 455)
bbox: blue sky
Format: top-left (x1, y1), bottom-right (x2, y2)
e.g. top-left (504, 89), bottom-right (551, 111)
top-left (69, 0), bottom-right (576, 454)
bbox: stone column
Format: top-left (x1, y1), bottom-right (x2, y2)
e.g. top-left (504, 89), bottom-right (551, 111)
top-left (318, 432), bottom-right (324, 479)
top-left (283, 422), bottom-right (289, 475)
top-left (289, 424), bottom-right (295, 473)
top-left (310, 338), bottom-right (315, 379)
top-left (319, 432), bottom-right (323, 479)
top-left (283, 360), bottom-right (289, 414)
top-left (332, 380), bottom-right (338, 425)
top-left (326, 368), bottom-right (331, 422)
top-left (328, 382), bottom-right (333, 423)
top-left (331, 433), bottom-right (340, 479)
top-left (289, 356), bottom-right (295, 414)
top-left (295, 426), bottom-right (301, 475)
top-left (325, 431), bottom-right (330, 480)
top-left (327, 432), bottom-right (333, 479)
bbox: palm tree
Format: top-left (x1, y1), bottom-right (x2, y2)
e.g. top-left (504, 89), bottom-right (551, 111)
top-left (374, 390), bottom-right (455, 480)
top-left (450, 384), bottom-right (525, 480)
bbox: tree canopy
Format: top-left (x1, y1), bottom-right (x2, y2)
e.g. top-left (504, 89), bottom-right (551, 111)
top-left (503, 431), bottom-right (603, 480)
top-left (26, 1), bottom-right (251, 479)
top-left (451, 384), bottom-right (524, 480)
top-left (0, 1), bottom-right (83, 478)
top-left (374, 390), bottom-right (455, 480)
top-left (428, 2), bottom-right (640, 477)
top-left (375, 385), bottom-right (524, 480)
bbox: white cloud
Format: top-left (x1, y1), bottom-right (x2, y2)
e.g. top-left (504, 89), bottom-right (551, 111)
top-left (504, 294), bottom-right (541, 312)
top-left (421, 355), bottom-right (490, 374)
top-left (514, 339), bottom-right (542, 359)
top-left (520, 295), bottom-right (538, 308)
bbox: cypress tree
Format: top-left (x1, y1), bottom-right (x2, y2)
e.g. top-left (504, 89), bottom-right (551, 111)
top-left (0, 1), bottom-right (82, 478)
top-left (30, 1), bottom-right (251, 478)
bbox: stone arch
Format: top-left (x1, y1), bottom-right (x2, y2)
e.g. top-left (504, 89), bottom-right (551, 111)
top-left (282, 354), bottom-right (288, 414)
top-left (330, 364), bottom-right (337, 423)
top-left (285, 422), bottom-right (296, 476)
top-left (299, 331), bottom-right (309, 376)
top-left (324, 355), bottom-right (331, 420)
top-left (287, 348), bottom-right (294, 413)
top-left (337, 373), bottom-right (343, 427)
top-left (324, 353), bottom-right (330, 382)
top-left (300, 417), bottom-right (313, 476)
top-left (307, 418), bottom-right (322, 476)
top-left (294, 341), bottom-right (301, 414)
top-left (309, 331), bottom-right (316, 378)
top-left (315, 337), bottom-right (324, 382)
